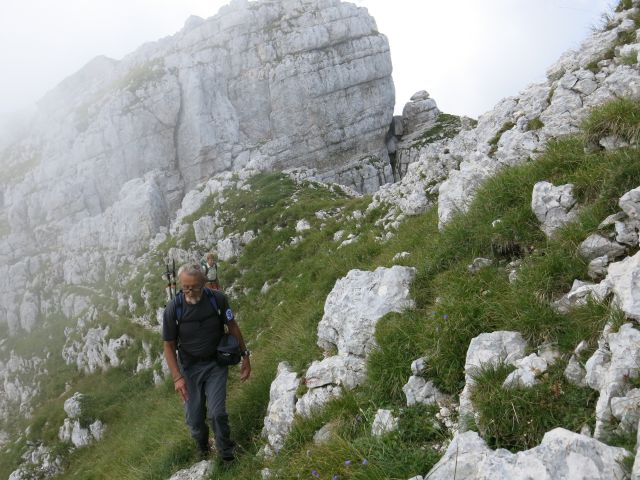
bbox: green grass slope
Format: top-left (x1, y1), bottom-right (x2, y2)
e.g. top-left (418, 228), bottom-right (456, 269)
top-left (2, 97), bottom-right (640, 479)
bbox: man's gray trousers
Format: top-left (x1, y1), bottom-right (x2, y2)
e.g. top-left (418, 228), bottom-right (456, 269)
top-left (182, 359), bottom-right (234, 457)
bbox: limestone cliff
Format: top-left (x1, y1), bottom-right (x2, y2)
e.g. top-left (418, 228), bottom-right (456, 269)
top-left (0, 0), bottom-right (394, 333)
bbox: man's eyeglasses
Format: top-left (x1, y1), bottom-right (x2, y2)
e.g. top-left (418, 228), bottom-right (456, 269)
top-left (182, 286), bottom-right (202, 292)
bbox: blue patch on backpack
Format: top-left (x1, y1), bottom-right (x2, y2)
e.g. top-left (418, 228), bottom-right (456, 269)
top-left (226, 308), bottom-right (234, 321)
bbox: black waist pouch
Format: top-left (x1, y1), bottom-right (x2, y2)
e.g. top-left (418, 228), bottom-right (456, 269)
top-left (216, 334), bottom-right (241, 366)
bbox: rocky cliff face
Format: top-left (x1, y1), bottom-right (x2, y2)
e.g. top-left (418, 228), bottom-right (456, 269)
top-left (0, 0), bottom-right (394, 333)
top-left (376, 4), bottom-right (640, 235)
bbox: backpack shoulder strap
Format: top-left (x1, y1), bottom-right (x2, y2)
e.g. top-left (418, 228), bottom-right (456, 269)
top-left (174, 291), bottom-right (184, 324)
top-left (203, 288), bottom-right (221, 316)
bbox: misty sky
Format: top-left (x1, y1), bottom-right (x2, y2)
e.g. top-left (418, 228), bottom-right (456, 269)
top-left (0, 0), bottom-right (614, 118)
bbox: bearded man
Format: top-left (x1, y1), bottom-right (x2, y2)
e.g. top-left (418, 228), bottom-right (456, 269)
top-left (163, 264), bottom-right (251, 462)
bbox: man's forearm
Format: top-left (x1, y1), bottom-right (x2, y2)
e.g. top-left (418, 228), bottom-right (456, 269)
top-left (163, 341), bottom-right (182, 380)
top-left (227, 321), bottom-right (248, 352)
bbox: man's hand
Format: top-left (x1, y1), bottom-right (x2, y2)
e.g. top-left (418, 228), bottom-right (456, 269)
top-left (174, 377), bottom-right (188, 402)
top-left (240, 357), bottom-right (251, 382)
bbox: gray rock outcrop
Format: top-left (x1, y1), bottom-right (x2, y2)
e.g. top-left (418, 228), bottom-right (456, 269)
top-left (459, 331), bottom-right (527, 430)
top-left (62, 325), bottom-right (132, 374)
top-left (552, 279), bottom-right (611, 314)
top-left (531, 181), bottom-right (579, 237)
top-left (371, 409), bottom-right (398, 437)
top-left (578, 234), bottom-right (626, 262)
top-left (168, 460), bottom-right (212, 480)
top-left (371, 4), bottom-right (640, 235)
top-left (402, 375), bottom-right (447, 407)
top-left (0, 352), bottom-right (45, 421)
top-left (58, 415), bottom-right (105, 449)
top-left (402, 90), bottom-right (440, 135)
top-left (620, 185), bottom-right (640, 219)
top-left (564, 340), bottom-right (589, 387)
top-left (584, 323), bottom-right (640, 439)
top-left (217, 231), bottom-right (256, 261)
top-left (316, 265), bottom-right (416, 356)
top-left (503, 353), bottom-right (549, 389)
top-left (423, 428), bottom-right (629, 480)
top-left (8, 445), bottom-right (63, 480)
top-left (261, 362), bottom-right (300, 457)
top-left (297, 265), bottom-right (415, 415)
top-left (605, 251), bottom-right (640, 320)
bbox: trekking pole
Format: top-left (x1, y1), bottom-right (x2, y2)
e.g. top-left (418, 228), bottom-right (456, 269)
top-left (165, 262), bottom-right (174, 301)
top-left (171, 259), bottom-right (177, 298)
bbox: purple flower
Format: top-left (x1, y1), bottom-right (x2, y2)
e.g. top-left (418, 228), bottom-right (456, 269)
top-left (311, 469), bottom-right (320, 478)
top-left (332, 476), bottom-right (339, 480)
top-left (362, 459), bottom-right (369, 465)
top-left (443, 314), bottom-right (449, 320)
top-left (344, 460), bottom-right (352, 466)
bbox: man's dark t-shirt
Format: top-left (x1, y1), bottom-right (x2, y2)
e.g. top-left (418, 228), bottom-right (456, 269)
top-left (163, 290), bottom-right (234, 359)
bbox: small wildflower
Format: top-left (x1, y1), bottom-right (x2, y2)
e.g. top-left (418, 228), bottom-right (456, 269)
top-left (311, 470), bottom-right (320, 478)
top-left (344, 460), bottom-right (352, 466)
top-left (443, 314), bottom-right (449, 320)
top-left (362, 459), bottom-right (369, 465)
top-left (332, 476), bottom-right (339, 480)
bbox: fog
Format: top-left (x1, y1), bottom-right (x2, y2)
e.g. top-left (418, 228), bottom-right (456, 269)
top-left (0, 0), bottom-right (613, 119)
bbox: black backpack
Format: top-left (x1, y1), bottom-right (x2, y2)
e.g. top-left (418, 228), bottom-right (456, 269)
top-left (174, 288), bottom-right (241, 366)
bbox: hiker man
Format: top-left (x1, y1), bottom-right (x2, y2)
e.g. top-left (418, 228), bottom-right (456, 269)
top-left (201, 252), bottom-right (220, 290)
top-left (163, 264), bottom-right (251, 461)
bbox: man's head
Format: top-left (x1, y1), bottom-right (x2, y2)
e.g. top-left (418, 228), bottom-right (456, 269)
top-left (178, 264), bottom-right (206, 305)
top-left (206, 252), bottom-right (217, 266)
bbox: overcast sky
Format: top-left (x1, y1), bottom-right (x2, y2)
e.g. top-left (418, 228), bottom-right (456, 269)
top-left (0, 0), bottom-right (614, 118)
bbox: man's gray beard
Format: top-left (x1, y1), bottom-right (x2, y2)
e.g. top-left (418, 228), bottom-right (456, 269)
top-left (185, 294), bottom-right (202, 305)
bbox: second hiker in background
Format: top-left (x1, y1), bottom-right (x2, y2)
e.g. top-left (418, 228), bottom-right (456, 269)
top-left (202, 252), bottom-right (220, 290)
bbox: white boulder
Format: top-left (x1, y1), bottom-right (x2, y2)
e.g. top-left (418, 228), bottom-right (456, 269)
top-left (424, 428), bottom-right (629, 480)
top-left (438, 159), bottom-right (500, 229)
top-left (403, 376), bottom-right (447, 407)
top-left (564, 341), bottom-right (589, 387)
top-left (313, 422), bottom-right (337, 445)
top-left (217, 231), bottom-right (255, 261)
top-left (8, 445), bottom-right (63, 480)
top-left (531, 181), bottom-right (579, 237)
top-left (295, 219), bottom-right (311, 233)
top-left (402, 90), bottom-right (440, 135)
top-left (605, 251), bottom-right (640, 320)
top-left (411, 357), bottom-right (427, 376)
top-left (552, 279), bottom-right (611, 314)
top-left (63, 392), bottom-right (83, 419)
top-left (295, 385), bottom-right (342, 418)
top-left (261, 362), bottom-right (300, 457)
top-left (468, 257), bottom-right (492, 273)
top-left (459, 331), bottom-right (527, 429)
top-left (168, 460), bottom-right (212, 480)
top-left (304, 354), bottom-right (367, 391)
top-left (62, 326), bottom-right (132, 374)
top-left (317, 266), bottom-right (416, 356)
top-left (610, 388), bottom-right (640, 433)
top-left (584, 323), bottom-right (640, 439)
top-left (579, 234), bottom-right (626, 261)
top-left (620, 186), bottom-right (640, 219)
top-left (371, 409), bottom-right (399, 437)
top-left (503, 353), bottom-right (548, 389)
top-left (615, 217), bottom-right (640, 246)
top-left (588, 255), bottom-right (610, 280)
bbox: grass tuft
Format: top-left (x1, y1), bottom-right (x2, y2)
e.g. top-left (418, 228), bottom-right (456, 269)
top-left (582, 97), bottom-right (640, 147)
top-left (470, 364), bottom-right (598, 451)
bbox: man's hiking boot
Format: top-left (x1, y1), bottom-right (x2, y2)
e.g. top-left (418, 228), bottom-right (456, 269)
top-left (219, 440), bottom-right (237, 465)
top-left (197, 440), bottom-right (210, 460)
top-left (217, 455), bottom-right (235, 470)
